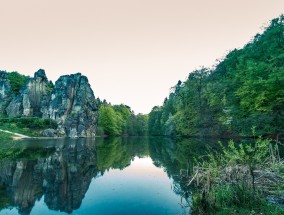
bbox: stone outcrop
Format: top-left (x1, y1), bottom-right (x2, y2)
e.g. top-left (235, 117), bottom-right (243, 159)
top-left (1, 69), bottom-right (98, 137)
top-left (41, 128), bottom-right (58, 137)
top-left (43, 73), bottom-right (98, 137)
top-left (6, 69), bottom-right (51, 117)
top-left (0, 71), bottom-right (13, 113)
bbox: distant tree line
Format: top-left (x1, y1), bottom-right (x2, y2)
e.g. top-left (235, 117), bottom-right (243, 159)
top-left (96, 98), bottom-right (148, 136)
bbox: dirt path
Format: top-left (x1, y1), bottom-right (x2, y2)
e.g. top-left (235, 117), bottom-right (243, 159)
top-left (0, 129), bottom-right (31, 139)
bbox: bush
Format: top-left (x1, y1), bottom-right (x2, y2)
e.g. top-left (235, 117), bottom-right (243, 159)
top-left (0, 117), bottom-right (58, 129)
top-left (7, 72), bottom-right (29, 94)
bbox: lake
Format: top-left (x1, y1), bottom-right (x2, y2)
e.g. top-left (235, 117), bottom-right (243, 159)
top-left (0, 137), bottom-right (219, 215)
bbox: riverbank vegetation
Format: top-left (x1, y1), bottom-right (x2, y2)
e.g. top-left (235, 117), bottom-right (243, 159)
top-left (0, 117), bottom-right (58, 137)
top-left (189, 135), bottom-right (284, 214)
top-left (148, 15), bottom-right (284, 139)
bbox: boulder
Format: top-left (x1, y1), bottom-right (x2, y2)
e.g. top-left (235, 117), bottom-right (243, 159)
top-left (42, 129), bottom-right (58, 137)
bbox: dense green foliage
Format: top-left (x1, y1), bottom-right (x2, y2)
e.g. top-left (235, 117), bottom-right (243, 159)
top-left (149, 16), bottom-right (284, 137)
top-left (0, 117), bottom-right (58, 137)
top-left (7, 71), bottom-right (29, 94)
top-left (97, 103), bottom-right (148, 136)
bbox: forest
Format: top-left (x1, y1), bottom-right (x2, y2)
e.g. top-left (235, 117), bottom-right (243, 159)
top-left (96, 98), bottom-right (148, 136)
top-left (148, 15), bottom-right (284, 138)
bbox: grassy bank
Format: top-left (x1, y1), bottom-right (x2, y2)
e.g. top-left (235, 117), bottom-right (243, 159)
top-left (189, 136), bottom-right (284, 214)
top-left (0, 117), bottom-right (57, 137)
top-left (0, 130), bottom-right (14, 140)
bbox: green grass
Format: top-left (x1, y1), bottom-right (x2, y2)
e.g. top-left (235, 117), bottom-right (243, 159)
top-left (0, 123), bottom-right (39, 137)
top-left (192, 184), bottom-right (284, 215)
top-left (0, 131), bottom-right (14, 140)
top-left (0, 117), bottom-right (58, 137)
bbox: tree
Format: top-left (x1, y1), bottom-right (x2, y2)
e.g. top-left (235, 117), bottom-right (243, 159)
top-left (98, 105), bottom-right (119, 136)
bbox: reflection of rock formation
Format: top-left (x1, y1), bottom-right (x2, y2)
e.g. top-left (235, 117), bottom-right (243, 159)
top-left (0, 71), bottom-right (12, 114)
top-left (0, 139), bottom-right (97, 214)
top-left (42, 139), bottom-right (97, 213)
top-left (0, 160), bottom-right (43, 214)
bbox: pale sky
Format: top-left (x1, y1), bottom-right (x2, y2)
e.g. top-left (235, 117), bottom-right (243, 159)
top-left (0, 1), bottom-right (283, 114)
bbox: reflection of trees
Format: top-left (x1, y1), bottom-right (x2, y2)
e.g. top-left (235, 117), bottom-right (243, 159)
top-left (96, 137), bottom-right (149, 172)
top-left (96, 137), bottom-right (131, 171)
top-left (0, 141), bottom-right (55, 162)
top-left (148, 137), bottom-right (217, 205)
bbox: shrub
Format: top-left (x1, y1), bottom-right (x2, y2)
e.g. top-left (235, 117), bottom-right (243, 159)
top-left (7, 72), bottom-right (29, 94)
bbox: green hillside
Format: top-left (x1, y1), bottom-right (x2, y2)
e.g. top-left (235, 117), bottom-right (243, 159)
top-left (149, 15), bottom-right (284, 138)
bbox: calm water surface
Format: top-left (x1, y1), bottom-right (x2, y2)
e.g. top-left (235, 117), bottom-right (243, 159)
top-left (0, 137), bottom-right (214, 215)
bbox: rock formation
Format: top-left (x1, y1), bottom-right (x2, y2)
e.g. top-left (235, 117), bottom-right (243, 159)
top-left (0, 69), bottom-right (98, 137)
top-left (6, 69), bottom-right (51, 117)
top-left (43, 73), bottom-right (98, 137)
top-left (0, 71), bottom-right (12, 113)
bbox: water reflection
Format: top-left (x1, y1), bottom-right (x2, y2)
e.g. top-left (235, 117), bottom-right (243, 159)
top-left (0, 137), bottom-right (212, 215)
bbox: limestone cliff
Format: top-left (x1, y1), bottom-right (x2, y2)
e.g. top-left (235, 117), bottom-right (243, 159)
top-left (43, 73), bottom-right (98, 137)
top-left (1, 69), bottom-right (98, 137)
top-left (0, 71), bottom-right (13, 113)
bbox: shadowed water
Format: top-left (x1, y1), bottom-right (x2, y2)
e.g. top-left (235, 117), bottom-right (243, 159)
top-left (0, 137), bottom-right (216, 215)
